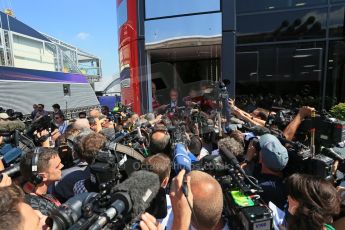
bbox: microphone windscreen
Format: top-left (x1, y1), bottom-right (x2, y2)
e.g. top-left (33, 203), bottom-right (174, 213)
top-left (218, 143), bottom-right (239, 166)
top-left (173, 143), bottom-right (192, 173)
top-left (111, 170), bottom-right (160, 218)
top-left (0, 120), bottom-right (25, 132)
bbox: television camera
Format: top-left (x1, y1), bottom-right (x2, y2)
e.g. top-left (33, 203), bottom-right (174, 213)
top-left (193, 146), bottom-right (273, 230)
top-left (46, 170), bottom-right (160, 230)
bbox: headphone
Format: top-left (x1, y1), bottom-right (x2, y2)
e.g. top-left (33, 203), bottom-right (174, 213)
top-left (30, 147), bottom-right (43, 186)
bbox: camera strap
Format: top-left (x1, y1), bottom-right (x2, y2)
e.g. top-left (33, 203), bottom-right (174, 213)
top-left (112, 143), bottom-right (145, 162)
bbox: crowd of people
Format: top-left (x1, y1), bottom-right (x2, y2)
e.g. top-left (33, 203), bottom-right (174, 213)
top-left (0, 89), bottom-right (344, 230)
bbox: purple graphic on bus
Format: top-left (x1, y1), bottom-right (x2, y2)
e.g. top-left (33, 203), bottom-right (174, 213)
top-left (0, 66), bottom-right (89, 83)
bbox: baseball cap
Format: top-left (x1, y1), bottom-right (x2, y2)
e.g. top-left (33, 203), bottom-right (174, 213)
top-left (259, 134), bottom-right (288, 171)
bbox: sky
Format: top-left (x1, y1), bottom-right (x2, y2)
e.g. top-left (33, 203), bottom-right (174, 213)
top-left (1, 0), bottom-right (119, 79)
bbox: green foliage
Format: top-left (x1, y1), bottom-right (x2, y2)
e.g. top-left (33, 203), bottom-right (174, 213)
top-left (330, 103), bottom-right (345, 121)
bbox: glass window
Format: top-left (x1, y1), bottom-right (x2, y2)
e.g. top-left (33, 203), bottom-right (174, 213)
top-left (236, 42), bottom-right (325, 109)
top-left (326, 41), bottom-right (345, 109)
top-left (329, 6), bottom-right (345, 38)
top-left (331, 0), bottom-right (345, 3)
top-left (237, 0), bottom-right (327, 13)
top-left (145, 0), bottom-right (220, 19)
top-left (117, 0), bottom-right (127, 29)
top-left (237, 9), bottom-right (327, 44)
top-left (237, 52), bottom-right (259, 82)
top-left (145, 13), bottom-right (221, 49)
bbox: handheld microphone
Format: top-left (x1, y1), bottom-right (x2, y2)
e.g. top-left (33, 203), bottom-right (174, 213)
top-left (173, 143), bottom-right (192, 173)
top-left (89, 170), bottom-right (160, 230)
top-left (0, 163), bottom-right (20, 181)
top-left (173, 143), bottom-right (192, 198)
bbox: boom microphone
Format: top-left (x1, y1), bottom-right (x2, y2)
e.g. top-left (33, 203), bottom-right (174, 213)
top-left (218, 143), bottom-right (240, 167)
top-left (218, 143), bottom-right (263, 192)
top-left (89, 170), bottom-right (160, 229)
top-left (0, 120), bottom-right (25, 132)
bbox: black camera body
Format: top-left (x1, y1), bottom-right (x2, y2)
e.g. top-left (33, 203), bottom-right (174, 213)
top-left (299, 116), bottom-right (345, 148)
top-left (168, 122), bottom-right (190, 147)
top-left (0, 131), bottom-right (19, 146)
top-left (203, 81), bottom-right (229, 101)
top-left (281, 139), bottom-right (335, 180)
top-left (195, 155), bottom-right (273, 230)
top-left (265, 109), bottom-right (296, 130)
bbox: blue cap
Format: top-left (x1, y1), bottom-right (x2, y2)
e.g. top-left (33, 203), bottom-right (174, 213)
top-left (259, 134), bottom-right (288, 172)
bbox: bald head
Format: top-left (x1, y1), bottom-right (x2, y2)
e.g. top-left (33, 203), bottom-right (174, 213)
top-left (73, 118), bottom-right (90, 130)
top-left (189, 171), bottom-right (223, 230)
top-left (149, 131), bottom-right (170, 155)
top-left (89, 109), bottom-right (101, 118)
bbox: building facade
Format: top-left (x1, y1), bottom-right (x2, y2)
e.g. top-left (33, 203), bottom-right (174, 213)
top-left (117, 0), bottom-right (345, 114)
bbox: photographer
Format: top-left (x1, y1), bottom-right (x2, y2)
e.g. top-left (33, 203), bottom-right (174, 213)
top-left (20, 147), bottom-right (63, 216)
top-left (283, 173), bottom-right (340, 230)
top-left (142, 153), bottom-right (172, 228)
top-left (33, 104), bottom-right (48, 121)
top-left (283, 106), bottom-right (315, 141)
top-left (245, 134), bottom-right (289, 210)
top-left (53, 112), bottom-right (68, 135)
top-left (52, 130), bottom-right (93, 202)
top-left (228, 99), bottom-right (266, 127)
top-left (73, 132), bottom-right (107, 194)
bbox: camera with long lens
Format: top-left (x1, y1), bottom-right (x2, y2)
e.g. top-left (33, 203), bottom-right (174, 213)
top-left (204, 81), bottom-right (229, 101)
top-left (265, 109), bottom-right (296, 130)
top-left (111, 104), bottom-right (133, 124)
top-left (111, 129), bottom-right (149, 158)
top-left (168, 121), bottom-right (190, 147)
top-left (47, 170), bottom-right (160, 230)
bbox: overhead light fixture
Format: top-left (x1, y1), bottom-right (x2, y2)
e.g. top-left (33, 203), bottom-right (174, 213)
top-left (265, 74), bottom-right (273, 77)
top-left (249, 72), bottom-right (257, 76)
top-left (313, 69), bottom-right (321, 72)
top-left (293, 54), bottom-right (311, 58)
top-left (268, 6), bottom-right (275, 9)
top-left (296, 2), bottom-right (306, 6)
top-left (329, 59), bottom-right (333, 63)
top-left (304, 65), bottom-right (315, 68)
